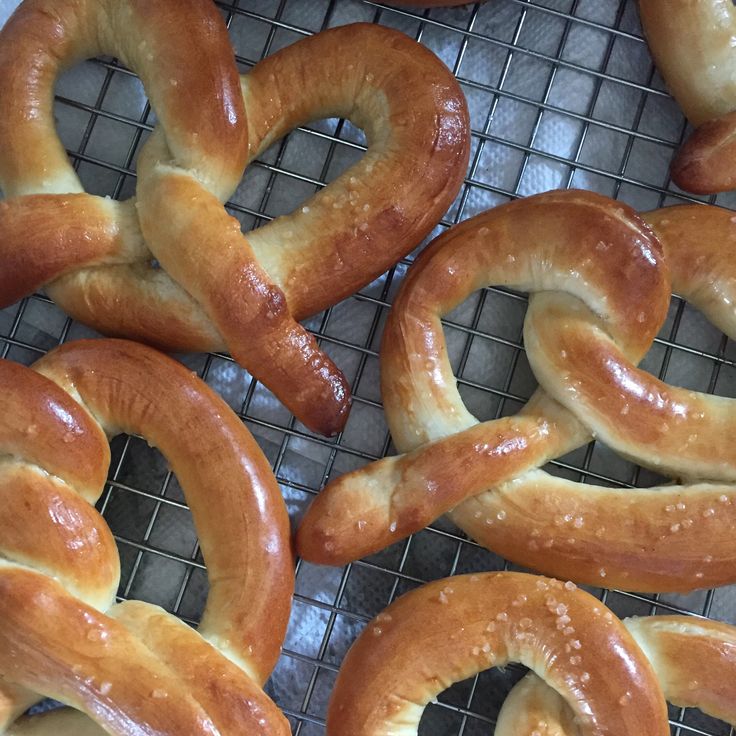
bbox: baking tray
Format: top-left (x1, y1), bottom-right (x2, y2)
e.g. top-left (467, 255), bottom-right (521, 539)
top-left (1, 1), bottom-right (734, 734)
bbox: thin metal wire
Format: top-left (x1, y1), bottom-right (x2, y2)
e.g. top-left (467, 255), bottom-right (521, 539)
top-left (1, 0), bottom-right (734, 733)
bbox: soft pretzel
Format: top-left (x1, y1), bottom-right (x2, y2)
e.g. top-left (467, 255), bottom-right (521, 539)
top-left (497, 615), bottom-right (736, 734)
top-left (638, 0), bottom-right (736, 194)
top-left (0, 339), bottom-right (293, 734)
top-left (298, 190), bottom-right (736, 592)
top-left (0, 0), bottom-right (470, 436)
top-left (326, 572), bottom-right (669, 735)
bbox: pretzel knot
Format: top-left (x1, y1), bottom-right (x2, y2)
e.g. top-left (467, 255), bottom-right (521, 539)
top-left (639, 0), bottom-right (736, 194)
top-left (0, 339), bottom-right (293, 735)
top-left (298, 189), bottom-right (736, 592)
top-left (496, 612), bottom-right (736, 735)
top-left (325, 573), bottom-right (671, 735)
top-left (0, 0), bottom-right (470, 437)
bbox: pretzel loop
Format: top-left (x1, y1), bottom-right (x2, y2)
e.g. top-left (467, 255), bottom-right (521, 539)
top-left (0, 340), bottom-right (293, 734)
top-left (496, 616), bottom-right (736, 734)
top-left (325, 573), bottom-right (670, 735)
top-left (298, 191), bottom-right (736, 592)
top-left (0, 2), bottom-right (470, 436)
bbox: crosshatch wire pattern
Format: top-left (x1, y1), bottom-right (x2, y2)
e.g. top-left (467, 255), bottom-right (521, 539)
top-left (1, 0), bottom-right (736, 733)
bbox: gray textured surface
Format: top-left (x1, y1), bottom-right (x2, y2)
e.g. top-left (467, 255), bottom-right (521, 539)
top-left (1, 1), bottom-right (735, 734)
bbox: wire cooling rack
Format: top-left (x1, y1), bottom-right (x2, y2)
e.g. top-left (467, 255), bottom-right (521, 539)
top-left (2, 1), bottom-right (736, 734)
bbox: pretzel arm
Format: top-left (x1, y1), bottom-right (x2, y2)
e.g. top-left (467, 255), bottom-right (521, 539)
top-left (452, 470), bottom-right (736, 592)
top-left (0, 564), bottom-right (220, 736)
top-left (297, 414), bottom-right (584, 565)
top-left (525, 291), bottom-right (736, 482)
top-left (135, 166), bottom-right (351, 437)
top-left (32, 339), bottom-right (293, 683)
top-left (326, 573), bottom-right (669, 735)
top-left (497, 616), bottom-right (736, 734)
top-left (0, 196), bottom-right (146, 308)
top-left (241, 23), bottom-right (470, 317)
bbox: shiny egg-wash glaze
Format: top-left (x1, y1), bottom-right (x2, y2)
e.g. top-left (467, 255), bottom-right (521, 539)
top-left (639, 0), bottom-right (736, 194)
top-left (298, 191), bottom-right (736, 592)
top-left (0, 0), bottom-right (470, 436)
top-left (0, 340), bottom-right (293, 735)
top-left (325, 573), bottom-right (669, 736)
top-left (496, 616), bottom-right (736, 734)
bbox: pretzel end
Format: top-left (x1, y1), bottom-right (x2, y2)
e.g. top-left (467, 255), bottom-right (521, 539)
top-left (297, 456), bottom-right (402, 564)
top-left (672, 112), bottom-right (736, 194)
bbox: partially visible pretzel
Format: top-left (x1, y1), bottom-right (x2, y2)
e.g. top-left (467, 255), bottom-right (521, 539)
top-left (0, 0), bottom-right (470, 437)
top-left (497, 615), bottom-right (736, 734)
top-left (0, 339), bottom-right (293, 734)
top-left (298, 190), bottom-right (736, 592)
top-left (639, 0), bottom-right (736, 194)
top-left (326, 572), bottom-right (669, 735)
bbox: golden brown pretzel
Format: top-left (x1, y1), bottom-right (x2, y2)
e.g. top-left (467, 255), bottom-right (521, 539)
top-left (298, 190), bottom-right (736, 592)
top-left (638, 0), bottom-right (736, 193)
top-left (0, 0), bottom-right (470, 436)
top-left (496, 615), bottom-right (736, 734)
top-left (0, 339), bottom-right (293, 735)
top-left (326, 573), bottom-right (669, 735)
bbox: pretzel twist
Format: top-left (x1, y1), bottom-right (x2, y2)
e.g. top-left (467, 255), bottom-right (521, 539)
top-left (325, 572), bottom-right (670, 735)
top-left (0, 0), bottom-right (470, 436)
top-left (639, 0), bottom-right (736, 194)
top-left (0, 339), bottom-right (294, 735)
top-left (297, 190), bottom-right (736, 592)
top-left (496, 615), bottom-right (736, 734)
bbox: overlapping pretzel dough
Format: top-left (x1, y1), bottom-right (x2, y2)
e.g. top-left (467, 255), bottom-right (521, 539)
top-left (326, 573), bottom-right (669, 735)
top-left (0, 0), bottom-right (469, 435)
top-left (0, 340), bottom-right (293, 735)
top-left (497, 616), bottom-right (736, 734)
top-left (298, 191), bottom-right (736, 592)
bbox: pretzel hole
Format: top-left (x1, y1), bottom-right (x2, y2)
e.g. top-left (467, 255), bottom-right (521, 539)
top-left (231, 118), bottom-right (366, 232)
top-left (416, 665), bottom-right (529, 732)
top-left (53, 58), bottom-right (151, 200)
top-left (51, 54), bottom-right (371, 267)
top-left (444, 280), bottom-right (736, 489)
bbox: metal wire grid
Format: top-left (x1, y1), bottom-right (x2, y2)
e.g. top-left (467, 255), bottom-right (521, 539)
top-left (2, 0), bottom-right (736, 734)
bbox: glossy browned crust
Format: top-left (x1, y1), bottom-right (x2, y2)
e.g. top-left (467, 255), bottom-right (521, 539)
top-left (497, 615), bottom-right (736, 733)
top-left (134, 170), bottom-right (351, 437)
top-left (0, 566), bottom-right (220, 736)
top-left (644, 204), bottom-right (736, 336)
top-left (628, 616), bottom-right (736, 723)
top-left (326, 573), bottom-right (669, 735)
top-left (0, 339), bottom-right (294, 733)
top-left (0, 10), bottom-right (469, 436)
top-left (298, 190), bottom-right (670, 567)
top-left (34, 339), bottom-right (293, 683)
top-left (0, 360), bottom-right (108, 502)
top-left (638, 1), bottom-right (736, 128)
top-left (638, 1), bottom-right (736, 194)
top-left (524, 291), bottom-right (734, 482)
top-left (0, 196), bottom-right (145, 309)
top-left (296, 415), bottom-right (581, 565)
top-left (111, 601), bottom-right (291, 735)
top-left (0, 0), bottom-right (246, 197)
top-left (671, 111), bottom-right (736, 194)
top-left (452, 471), bottom-right (736, 592)
top-left (242, 22), bottom-right (471, 317)
top-left (0, 463), bottom-right (118, 608)
top-left (299, 193), bottom-right (736, 592)
top-left (495, 672), bottom-right (577, 736)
